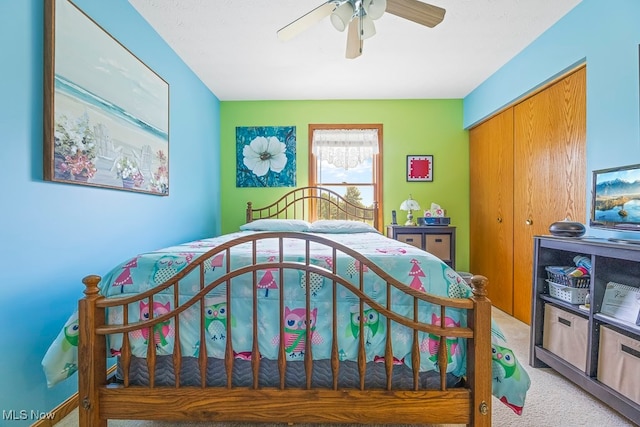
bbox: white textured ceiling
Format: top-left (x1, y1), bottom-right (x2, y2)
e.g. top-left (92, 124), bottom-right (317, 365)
top-left (127, 0), bottom-right (582, 101)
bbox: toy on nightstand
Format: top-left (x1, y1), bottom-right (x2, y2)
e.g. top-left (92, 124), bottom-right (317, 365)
top-left (418, 203), bottom-right (450, 226)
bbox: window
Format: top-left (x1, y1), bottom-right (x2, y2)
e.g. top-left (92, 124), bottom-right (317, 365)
top-left (309, 124), bottom-right (383, 229)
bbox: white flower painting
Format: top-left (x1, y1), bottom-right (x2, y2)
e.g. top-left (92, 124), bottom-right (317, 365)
top-left (242, 136), bottom-right (287, 177)
top-left (236, 127), bottom-right (296, 187)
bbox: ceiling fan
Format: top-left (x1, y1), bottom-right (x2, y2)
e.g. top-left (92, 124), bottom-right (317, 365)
top-left (277, 0), bottom-right (446, 59)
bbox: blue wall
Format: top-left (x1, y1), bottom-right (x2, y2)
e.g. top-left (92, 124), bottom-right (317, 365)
top-left (0, 0), bottom-right (220, 423)
top-left (464, 0), bottom-right (640, 238)
top-left (4, 0), bottom-right (640, 422)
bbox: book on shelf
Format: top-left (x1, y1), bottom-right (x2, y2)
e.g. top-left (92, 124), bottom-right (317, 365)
top-left (599, 282), bottom-right (640, 326)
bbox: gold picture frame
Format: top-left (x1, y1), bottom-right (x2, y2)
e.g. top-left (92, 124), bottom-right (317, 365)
top-left (44, 0), bottom-right (169, 195)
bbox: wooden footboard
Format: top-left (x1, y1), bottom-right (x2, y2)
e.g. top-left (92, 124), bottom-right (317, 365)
top-left (77, 231), bottom-right (492, 427)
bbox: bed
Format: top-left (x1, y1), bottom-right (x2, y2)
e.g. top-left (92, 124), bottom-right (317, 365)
top-left (42, 186), bottom-right (530, 426)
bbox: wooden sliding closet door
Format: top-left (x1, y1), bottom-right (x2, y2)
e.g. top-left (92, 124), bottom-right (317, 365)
top-left (469, 109), bottom-right (514, 315)
top-left (469, 66), bottom-right (586, 324)
top-left (512, 67), bottom-right (587, 323)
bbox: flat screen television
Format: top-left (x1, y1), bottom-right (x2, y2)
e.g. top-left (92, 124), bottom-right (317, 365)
top-left (590, 163), bottom-right (640, 232)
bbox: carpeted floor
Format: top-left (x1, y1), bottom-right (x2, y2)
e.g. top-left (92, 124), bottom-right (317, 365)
top-left (56, 308), bottom-right (635, 427)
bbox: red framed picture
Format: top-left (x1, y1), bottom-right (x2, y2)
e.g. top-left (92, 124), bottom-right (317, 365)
top-left (406, 155), bottom-right (433, 182)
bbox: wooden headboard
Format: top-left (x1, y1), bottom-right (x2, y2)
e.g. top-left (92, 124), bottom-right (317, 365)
top-left (246, 186), bottom-right (379, 230)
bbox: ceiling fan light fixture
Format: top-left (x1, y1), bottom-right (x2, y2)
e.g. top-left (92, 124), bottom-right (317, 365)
top-left (330, 2), bottom-right (355, 32)
top-left (277, 0), bottom-right (446, 58)
top-left (361, 15), bottom-right (376, 39)
top-left (363, 0), bottom-right (386, 20)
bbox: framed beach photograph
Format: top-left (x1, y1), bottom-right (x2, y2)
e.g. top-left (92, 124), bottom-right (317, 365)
top-left (406, 155), bottom-right (433, 182)
top-left (43, 0), bottom-right (169, 195)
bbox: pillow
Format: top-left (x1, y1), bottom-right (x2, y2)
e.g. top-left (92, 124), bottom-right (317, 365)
top-left (308, 220), bottom-right (379, 234)
top-left (240, 219), bottom-right (311, 232)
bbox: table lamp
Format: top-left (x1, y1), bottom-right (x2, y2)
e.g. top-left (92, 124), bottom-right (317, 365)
top-left (400, 195), bottom-right (421, 226)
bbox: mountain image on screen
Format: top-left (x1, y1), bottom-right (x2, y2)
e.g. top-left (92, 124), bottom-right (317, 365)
top-left (592, 165), bottom-right (640, 226)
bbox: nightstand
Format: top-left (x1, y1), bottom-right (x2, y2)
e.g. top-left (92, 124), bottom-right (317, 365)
top-left (386, 225), bottom-right (456, 269)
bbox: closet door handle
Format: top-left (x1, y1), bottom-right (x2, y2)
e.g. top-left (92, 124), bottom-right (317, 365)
top-left (497, 217), bottom-right (503, 223)
top-left (525, 219), bottom-right (533, 225)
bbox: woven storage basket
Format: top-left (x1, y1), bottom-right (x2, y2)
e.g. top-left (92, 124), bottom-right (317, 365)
top-left (547, 280), bottom-right (590, 304)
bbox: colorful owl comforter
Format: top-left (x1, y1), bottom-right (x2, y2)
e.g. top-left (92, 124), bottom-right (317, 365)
top-left (42, 229), bottom-right (530, 414)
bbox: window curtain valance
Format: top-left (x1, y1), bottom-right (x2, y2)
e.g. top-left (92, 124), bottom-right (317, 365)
top-left (312, 129), bottom-right (379, 170)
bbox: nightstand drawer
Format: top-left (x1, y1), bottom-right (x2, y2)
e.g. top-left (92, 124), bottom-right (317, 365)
top-left (386, 225), bottom-right (456, 269)
top-left (396, 234), bottom-right (422, 248)
top-left (425, 234), bottom-right (451, 261)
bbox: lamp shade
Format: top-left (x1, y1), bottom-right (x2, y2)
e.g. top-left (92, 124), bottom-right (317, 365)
top-left (400, 197), bottom-right (420, 211)
top-left (330, 1), bottom-right (355, 32)
top-left (361, 15), bottom-right (376, 39)
top-left (363, 0), bottom-right (387, 20)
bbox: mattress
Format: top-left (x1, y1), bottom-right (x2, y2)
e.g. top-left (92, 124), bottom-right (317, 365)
top-left (102, 230), bottom-right (473, 377)
top-left (117, 355), bottom-right (464, 390)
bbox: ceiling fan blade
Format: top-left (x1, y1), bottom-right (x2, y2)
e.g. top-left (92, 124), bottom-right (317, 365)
top-left (386, 0), bottom-right (445, 28)
top-left (345, 16), bottom-right (363, 59)
top-left (277, 2), bottom-right (336, 41)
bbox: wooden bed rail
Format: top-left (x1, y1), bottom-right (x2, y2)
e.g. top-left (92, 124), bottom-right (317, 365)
top-left (78, 232), bottom-right (492, 426)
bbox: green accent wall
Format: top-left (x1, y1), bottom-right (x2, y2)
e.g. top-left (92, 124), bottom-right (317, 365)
top-left (220, 99), bottom-right (470, 270)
